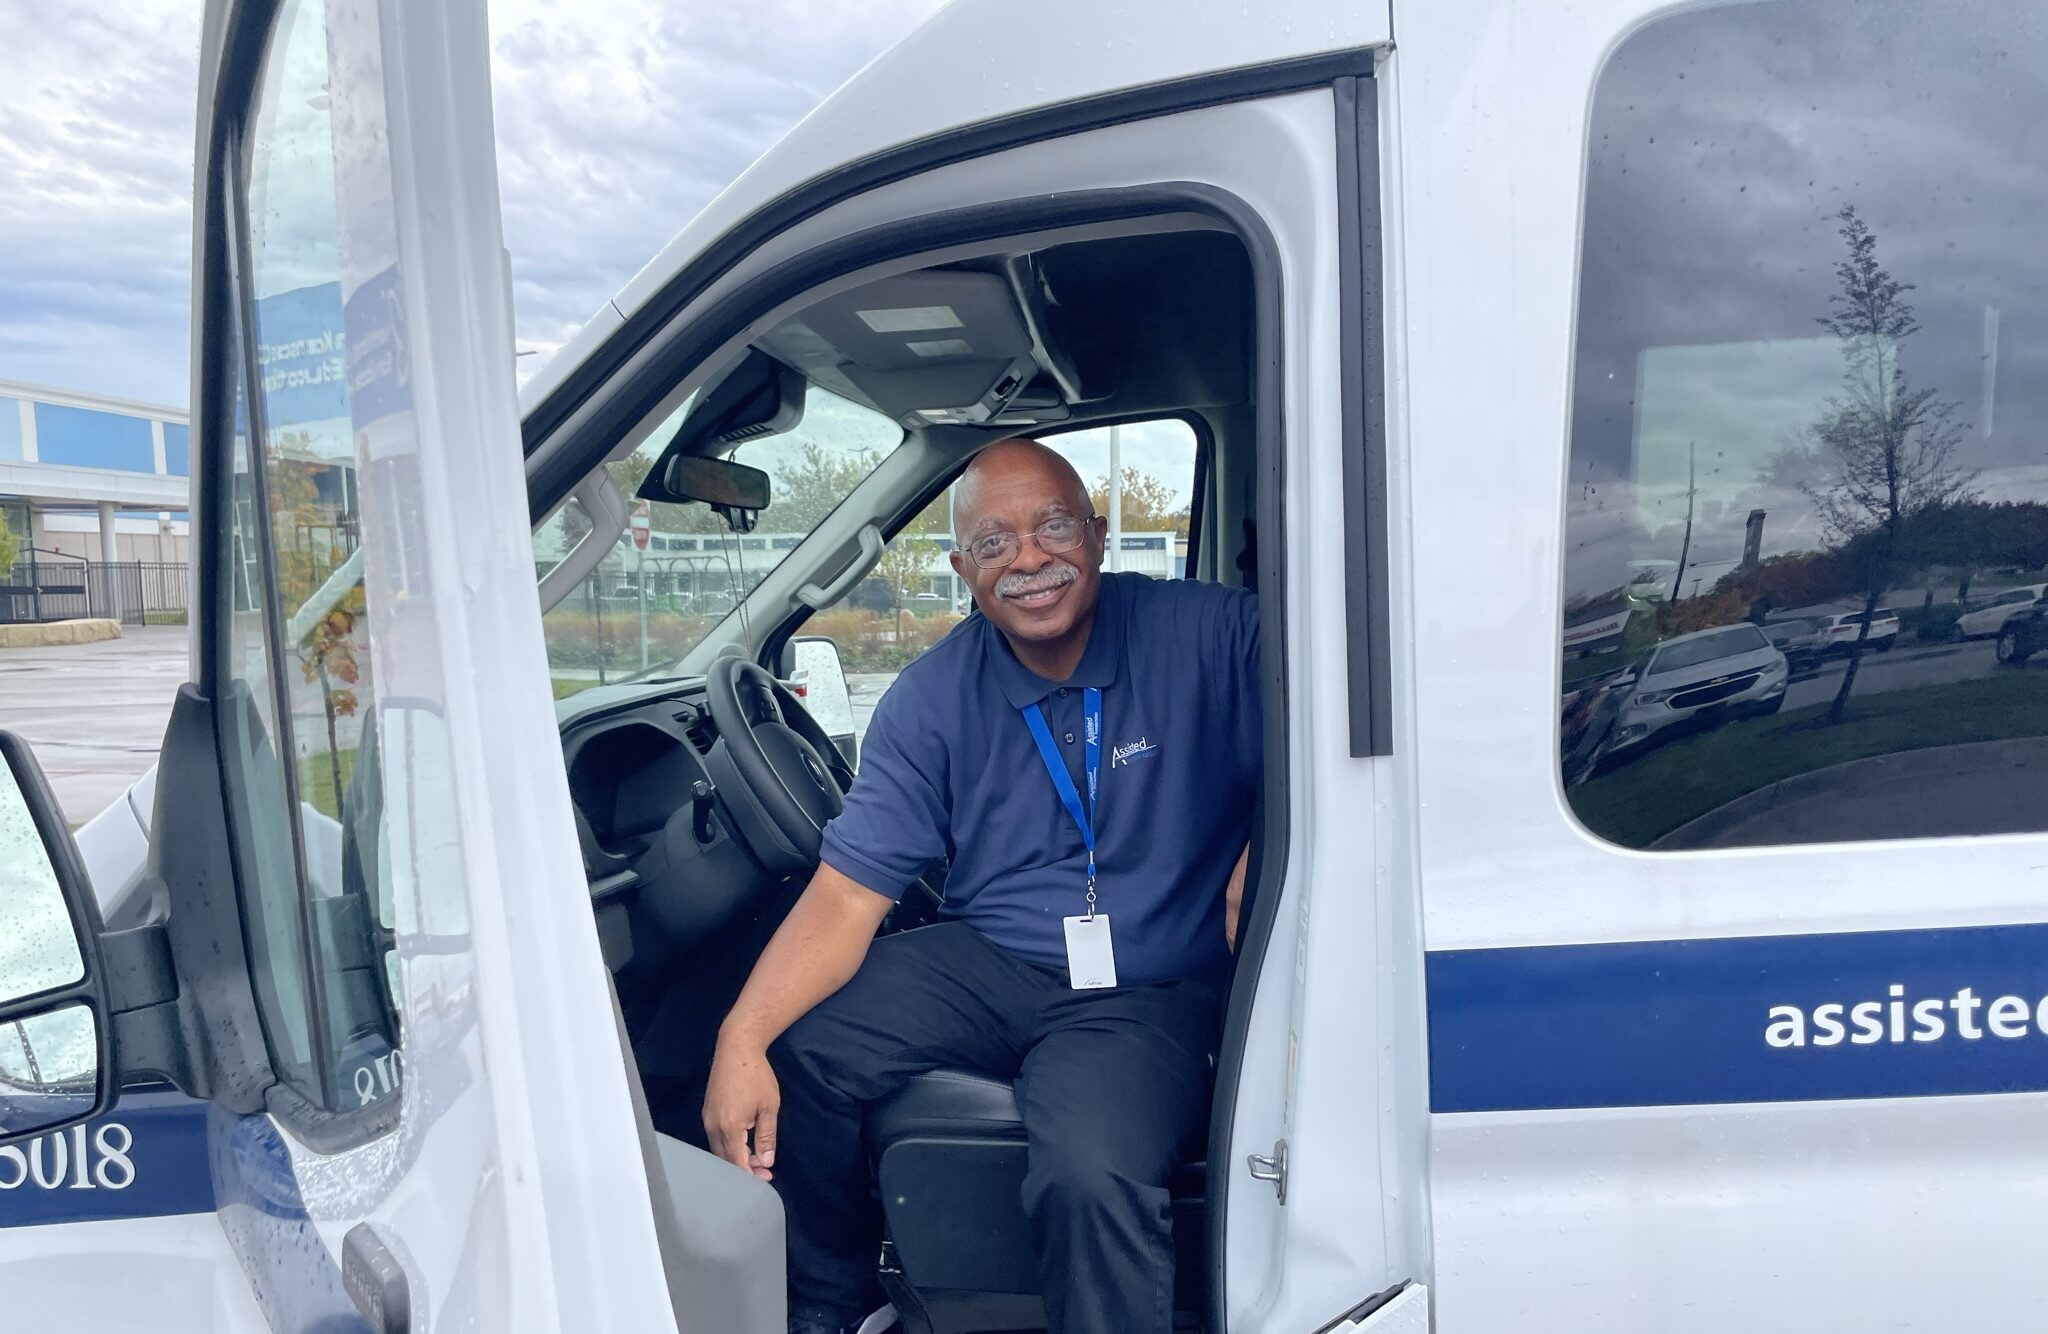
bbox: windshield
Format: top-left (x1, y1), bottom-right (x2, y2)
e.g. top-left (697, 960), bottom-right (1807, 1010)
top-left (1646, 625), bottom-right (1769, 674)
top-left (536, 382), bottom-right (903, 704)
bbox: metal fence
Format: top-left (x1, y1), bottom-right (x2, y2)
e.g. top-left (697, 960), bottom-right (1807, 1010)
top-left (0, 553), bottom-right (190, 627)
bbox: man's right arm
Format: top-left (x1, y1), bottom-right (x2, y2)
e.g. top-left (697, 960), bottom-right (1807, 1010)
top-left (702, 861), bottom-right (893, 1179)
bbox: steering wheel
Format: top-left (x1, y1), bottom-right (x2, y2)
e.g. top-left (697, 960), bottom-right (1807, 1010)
top-left (702, 654), bottom-right (855, 878)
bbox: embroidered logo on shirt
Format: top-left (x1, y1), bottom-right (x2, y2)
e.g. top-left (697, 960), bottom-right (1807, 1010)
top-left (1111, 737), bottom-right (1160, 767)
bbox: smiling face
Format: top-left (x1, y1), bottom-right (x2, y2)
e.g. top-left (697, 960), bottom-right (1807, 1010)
top-left (949, 438), bottom-right (1106, 666)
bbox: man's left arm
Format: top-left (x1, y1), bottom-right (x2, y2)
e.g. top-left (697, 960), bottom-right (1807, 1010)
top-left (1225, 841), bottom-right (1250, 951)
top-left (1218, 586), bottom-right (1261, 950)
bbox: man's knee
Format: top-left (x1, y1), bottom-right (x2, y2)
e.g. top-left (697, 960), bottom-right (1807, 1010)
top-left (1021, 1143), bottom-right (1170, 1225)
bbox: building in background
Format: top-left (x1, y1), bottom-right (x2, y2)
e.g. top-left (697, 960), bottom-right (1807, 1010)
top-left (0, 378), bottom-right (191, 564)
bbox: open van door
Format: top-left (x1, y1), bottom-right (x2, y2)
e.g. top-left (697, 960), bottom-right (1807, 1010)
top-left (0, 0), bottom-right (679, 1328)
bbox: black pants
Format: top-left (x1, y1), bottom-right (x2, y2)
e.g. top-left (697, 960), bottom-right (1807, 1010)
top-left (771, 921), bottom-right (1225, 1334)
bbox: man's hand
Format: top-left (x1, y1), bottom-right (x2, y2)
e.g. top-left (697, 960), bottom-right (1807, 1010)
top-left (1225, 842), bottom-right (1251, 952)
top-left (704, 1036), bottom-right (780, 1180)
top-left (698, 862), bottom-right (894, 1182)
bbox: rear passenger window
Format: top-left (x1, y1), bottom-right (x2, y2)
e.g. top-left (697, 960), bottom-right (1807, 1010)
top-left (1043, 418), bottom-right (1198, 580)
top-left (1559, 0), bottom-right (2047, 850)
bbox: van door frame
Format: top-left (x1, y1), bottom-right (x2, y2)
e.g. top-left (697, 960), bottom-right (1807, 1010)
top-left (526, 176), bottom-right (1302, 1329)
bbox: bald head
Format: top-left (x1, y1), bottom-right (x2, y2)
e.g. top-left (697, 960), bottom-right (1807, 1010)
top-left (946, 436), bottom-right (1107, 670)
top-left (951, 437), bottom-right (1091, 543)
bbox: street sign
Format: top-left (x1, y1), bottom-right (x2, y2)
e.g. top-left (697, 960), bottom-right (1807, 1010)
top-left (630, 501), bottom-right (650, 551)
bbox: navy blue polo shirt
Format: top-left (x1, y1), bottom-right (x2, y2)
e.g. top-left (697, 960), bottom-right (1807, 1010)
top-left (819, 572), bottom-right (1262, 986)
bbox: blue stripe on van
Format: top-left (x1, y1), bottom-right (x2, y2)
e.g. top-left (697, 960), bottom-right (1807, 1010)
top-left (1427, 921), bottom-right (2048, 1112)
top-left (0, 1086), bottom-right (214, 1227)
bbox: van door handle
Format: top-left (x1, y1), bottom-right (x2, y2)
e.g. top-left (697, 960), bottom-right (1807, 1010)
top-left (342, 1222), bottom-right (412, 1334)
top-left (1246, 1137), bottom-right (1288, 1204)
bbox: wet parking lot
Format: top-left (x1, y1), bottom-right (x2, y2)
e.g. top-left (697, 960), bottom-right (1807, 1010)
top-left (0, 637), bottom-right (901, 826)
top-left (0, 627), bottom-right (187, 823)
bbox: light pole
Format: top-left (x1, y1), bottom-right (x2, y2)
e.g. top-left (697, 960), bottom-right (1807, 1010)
top-left (1107, 423), bottom-right (1123, 572)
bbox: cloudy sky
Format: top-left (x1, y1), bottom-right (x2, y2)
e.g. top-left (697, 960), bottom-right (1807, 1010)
top-left (1563, 0), bottom-right (2047, 601)
top-left (0, 0), bottom-right (944, 409)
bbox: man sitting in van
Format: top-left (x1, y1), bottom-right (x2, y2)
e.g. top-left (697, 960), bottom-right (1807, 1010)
top-left (704, 437), bottom-right (1262, 1334)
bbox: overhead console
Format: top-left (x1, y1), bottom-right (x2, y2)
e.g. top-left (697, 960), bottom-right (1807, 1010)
top-left (763, 269), bottom-right (1065, 430)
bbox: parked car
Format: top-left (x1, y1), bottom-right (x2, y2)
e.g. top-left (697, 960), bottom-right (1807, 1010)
top-left (1762, 618), bottom-right (1827, 675)
top-left (1814, 608), bottom-right (1900, 655)
top-left (1994, 597), bottom-right (2048, 666)
top-left (1605, 623), bottom-right (1790, 759)
top-left (1958, 584), bottom-right (2048, 639)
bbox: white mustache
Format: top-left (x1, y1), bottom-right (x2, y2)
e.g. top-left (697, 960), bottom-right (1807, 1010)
top-left (996, 561), bottom-right (1078, 599)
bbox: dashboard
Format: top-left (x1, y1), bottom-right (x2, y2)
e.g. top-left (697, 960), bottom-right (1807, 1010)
top-left (558, 684), bottom-right (776, 977)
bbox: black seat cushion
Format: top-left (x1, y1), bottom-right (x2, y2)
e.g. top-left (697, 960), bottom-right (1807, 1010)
top-left (866, 1068), bottom-right (1027, 1149)
top-left (864, 1068), bottom-right (1207, 1303)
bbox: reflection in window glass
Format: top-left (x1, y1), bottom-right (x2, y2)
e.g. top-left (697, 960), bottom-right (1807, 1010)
top-left (1560, 0), bottom-right (2048, 850)
top-left (0, 766), bottom-right (82, 1003)
top-left (0, 1006), bottom-right (97, 1135)
top-left (231, 0), bottom-right (398, 1115)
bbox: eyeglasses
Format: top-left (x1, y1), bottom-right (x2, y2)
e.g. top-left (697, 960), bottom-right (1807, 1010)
top-left (962, 514), bottom-right (1096, 569)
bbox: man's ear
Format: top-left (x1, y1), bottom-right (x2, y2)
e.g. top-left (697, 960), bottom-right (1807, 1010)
top-left (948, 549), bottom-right (968, 580)
top-left (1088, 514), bottom-right (1109, 565)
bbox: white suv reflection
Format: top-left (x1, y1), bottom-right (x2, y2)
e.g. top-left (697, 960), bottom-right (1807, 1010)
top-left (1610, 623), bottom-right (1790, 757)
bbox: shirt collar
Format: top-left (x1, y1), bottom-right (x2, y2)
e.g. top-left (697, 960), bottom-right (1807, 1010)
top-left (987, 573), bottom-right (1126, 710)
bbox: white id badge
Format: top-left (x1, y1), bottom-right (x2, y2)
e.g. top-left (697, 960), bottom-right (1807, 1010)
top-left (1062, 914), bottom-right (1118, 990)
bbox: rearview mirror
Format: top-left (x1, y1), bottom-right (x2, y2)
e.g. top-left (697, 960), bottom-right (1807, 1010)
top-left (649, 455), bottom-right (771, 514)
top-left (0, 733), bottom-right (112, 1143)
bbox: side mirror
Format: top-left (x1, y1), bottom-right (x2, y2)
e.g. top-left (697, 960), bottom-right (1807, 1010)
top-left (0, 732), bottom-right (113, 1144)
top-left (783, 637), bottom-right (857, 766)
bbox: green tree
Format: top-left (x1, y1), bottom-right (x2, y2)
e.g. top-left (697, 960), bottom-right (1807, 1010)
top-left (1797, 205), bottom-right (1973, 724)
top-left (265, 435), bottom-right (362, 817)
top-left (872, 533), bottom-right (936, 639)
top-left (1088, 466), bottom-right (1191, 536)
top-left (760, 442), bottom-right (879, 533)
top-left (0, 508), bottom-right (19, 573)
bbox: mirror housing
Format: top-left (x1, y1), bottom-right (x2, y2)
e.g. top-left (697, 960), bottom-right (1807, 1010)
top-left (642, 350), bottom-right (798, 531)
top-left (0, 732), bottom-right (115, 1144)
top-left (781, 636), bottom-right (858, 769)
top-left (663, 348), bottom-right (804, 458)
top-left (649, 455), bottom-right (771, 514)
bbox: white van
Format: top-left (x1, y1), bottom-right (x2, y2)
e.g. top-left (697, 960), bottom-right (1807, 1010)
top-left (4, 0), bottom-right (2046, 1331)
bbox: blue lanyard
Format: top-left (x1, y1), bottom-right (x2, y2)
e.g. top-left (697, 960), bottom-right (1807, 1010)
top-left (1022, 686), bottom-right (1101, 916)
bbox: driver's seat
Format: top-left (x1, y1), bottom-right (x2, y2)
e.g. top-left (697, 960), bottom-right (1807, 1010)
top-left (863, 1068), bottom-right (1208, 1333)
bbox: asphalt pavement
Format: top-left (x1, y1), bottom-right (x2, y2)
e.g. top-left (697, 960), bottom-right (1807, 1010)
top-left (848, 671), bottom-right (894, 743)
top-left (0, 626), bottom-right (187, 824)
top-left (0, 630), bottom-right (2007, 827)
top-left (1778, 636), bottom-right (2002, 712)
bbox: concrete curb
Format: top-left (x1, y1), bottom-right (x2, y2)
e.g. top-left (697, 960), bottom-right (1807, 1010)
top-left (1652, 736), bottom-right (2048, 849)
top-left (0, 619), bottom-right (123, 649)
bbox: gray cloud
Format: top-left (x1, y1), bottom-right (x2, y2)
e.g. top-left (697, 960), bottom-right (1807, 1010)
top-left (1566, 0), bottom-right (2048, 600)
top-left (0, 4), bottom-right (201, 404)
top-left (0, 0), bottom-right (943, 405)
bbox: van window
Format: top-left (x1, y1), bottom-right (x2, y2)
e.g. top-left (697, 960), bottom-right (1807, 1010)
top-left (1044, 418), bottom-right (1198, 580)
top-left (541, 383), bottom-right (903, 702)
top-left (211, 0), bottom-right (400, 1124)
top-left (819, 418), bottom-right (1201, 744)
top-left (1559, 0), bottom-right (2047, 850)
